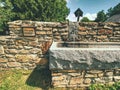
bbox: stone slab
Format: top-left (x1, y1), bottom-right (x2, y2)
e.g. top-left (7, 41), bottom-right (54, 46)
top-left (49, 47), bottom-right (120, 70)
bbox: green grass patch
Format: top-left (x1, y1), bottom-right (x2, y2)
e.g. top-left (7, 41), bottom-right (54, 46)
top-left (0, 70), bottom-right (41, 90)
top-left (0, 70), bottom-right (87, 90)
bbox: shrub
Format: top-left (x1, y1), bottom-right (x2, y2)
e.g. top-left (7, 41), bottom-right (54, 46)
top-left (89, 82), bottom-right (120, 90)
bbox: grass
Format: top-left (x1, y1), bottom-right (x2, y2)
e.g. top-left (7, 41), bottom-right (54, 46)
top-left (0, 70), bottom-right (41, 90)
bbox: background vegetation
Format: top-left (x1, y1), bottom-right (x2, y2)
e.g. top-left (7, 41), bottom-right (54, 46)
top-left (95, 3), bottom-right (120, 22)
top-left (0, 0), bottom-right (70, 32)
top-left (81, 17), bottom-right (91, 22)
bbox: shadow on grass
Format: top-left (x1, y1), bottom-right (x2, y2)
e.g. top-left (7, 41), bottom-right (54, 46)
top-left (26, 65), bottom-right (52, 90)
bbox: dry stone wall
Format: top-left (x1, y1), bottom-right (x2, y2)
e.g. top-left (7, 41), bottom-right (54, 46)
top-left (78, 22), bottom-right (120, 42)
top-left (52, 69), bottom-right (120, 88)
top-left (0, 20), bottom-right (68, 70)
top-left (0, 20), bottom-right (120, 88)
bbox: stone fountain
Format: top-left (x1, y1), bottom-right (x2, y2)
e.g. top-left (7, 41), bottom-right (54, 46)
top-left (49, 22), bottom-right (120, 70)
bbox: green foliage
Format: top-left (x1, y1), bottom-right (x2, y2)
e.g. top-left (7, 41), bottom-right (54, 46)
top-left (0, 0), bottom-right (69, 32)
top-left (81, 17), bottom-right (90, 22)
top-left (89, 82), bottom-right (120, 90)
top-left (0, 0), bottom-right (14, 31)
top-left (95, 10), bottom-right (107, 22)
top-left (95, 3), bottom-right (120, 22)
top-left (106, 3), bottom-right (120, 17)
top-left (0, 70), bottom-right (22, 90)
top-left (10, 0), bottom-right (70, 21)
top-left (0, 8), bottom-right (13, 31)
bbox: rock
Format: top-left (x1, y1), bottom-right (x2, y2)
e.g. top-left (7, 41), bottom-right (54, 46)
top-left (52, 73), bottom-right (63, 76)
top-left (5, 49), bottom-right (18, 54)
top-left (95, 78), bottom-right (105, 83)
top-left (0, 58), bottom-right (8, 63)
top-left (8, 58), bottom-right (16, 62)
top-left (36, 27), bottom-right (43, 30)
top-left (29, 48), bottom-right (42, 54)
top-left (106, 14), bottom-right (120, 23)
top-left (18, 50), bottom-right (29, 54)
top-left (36, 31), bottom-right (46, 35)
top-left (78, 27), bottom-right (86, 31)
top-left (103, 25), bottom-right (113, 29)
top-left (29, 41), bottom-right (38, 47)
top-left (6, 54), bottom-right (14, 58)
top-left (52, 75), bottom-right (67, 81)
top-left (15, 54), bottom-right (37, 62)
top-left (78, 31), bottom-right (88, 35)
top-left (46, 31), bottom-right (52, 35)
top-left (98, 29), bottom-right (112, 35)
top-left (114, 31), bottom-right (120, 35)
top-left (0, 40), bottom-right (6, 45)
top-left (85, 73), bottom-right (97, 78)
top-left (97, 35), bottom-right (108, 39)
top-left (49, 45), bottom-right (120, 69)
top-left (113, 76), bottom-right (120, 81)
top-left (24, 46), bottom-right (33, 50)
top-left (7, 62), bottom-right (21, 67)
top-left (114, 27), bottom-right (120, 31)
top-left (43, 28), bottom-right (52, 31)
top-left (101, 77), bottom-right (113, 82)
top-left (105, 71), bottom-right (113, 76)
top-left (70, 77), bottom-right (84, 85)
top-left (68, 73), bottom-right (82, 77)
top-left (0, 63), bottom-right (8, 68)
top-left (84, 78), bottom-right (91, 84)
top-left (0, 46), bottom-right (4, 54)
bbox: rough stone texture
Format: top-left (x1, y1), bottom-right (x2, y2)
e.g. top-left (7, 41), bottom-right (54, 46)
top-left (51, 69), bottom-right (120, 88)
top-left (0, 45), bottom-right (4, 54)
top-left (106, 14), bottom-right (120, 22)
top-left (49, 48), bottom-right (120, 69)
top-left (7, 62), bottom-right (21, 68)
top-left (0, 58), bottom-right (8, 63)
top-left (0, 20), bottom-right (120, 87)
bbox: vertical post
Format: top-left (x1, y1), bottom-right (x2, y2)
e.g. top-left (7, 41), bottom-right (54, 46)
top-left (74, 8), bottom-right (83, 22)
top-left (77, 16), bottom-right (80, 22)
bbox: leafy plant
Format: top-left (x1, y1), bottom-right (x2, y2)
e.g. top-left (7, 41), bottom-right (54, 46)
top-left (81, 17), bottom-right (90, 22)
top-left (94, 10), bottom-right (107, 22)
top-left (0, 0), bottom-right (14, 32)
top-left (89, 82), bottom-right (120, 90)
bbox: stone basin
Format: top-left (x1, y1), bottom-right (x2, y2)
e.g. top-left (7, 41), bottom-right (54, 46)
top-left (57, 42), bottom-right (120, 48)
top-left (49, 42), bottom-right (120, 70)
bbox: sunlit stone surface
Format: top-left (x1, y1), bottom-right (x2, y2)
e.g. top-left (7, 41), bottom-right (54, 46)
top-left (49, 42), bottom-right (120, 69)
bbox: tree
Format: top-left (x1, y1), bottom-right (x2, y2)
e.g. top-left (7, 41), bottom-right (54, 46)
top-left (0, 0), bottom-right (14, 32)
top-left (95, 10), bottom-right (107, 22)
top-left (106, 3), bottom-right (120, 17)
top-left (0, 0), bottom-right (69, 33)
top-left (81, 17), bottom-right (90, 22)
top-left (10, 0), bottom-right (70, 21)
top-left (106, 7), bottom-right (113, 18)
